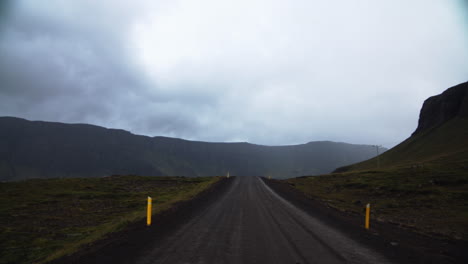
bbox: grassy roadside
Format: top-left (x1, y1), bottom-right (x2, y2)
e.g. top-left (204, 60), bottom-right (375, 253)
top-left (286, 165), bottom-right (468, 241)
top-left (288, 117), bottom-right (468, 242)
top-left (0, 175), bottom-right (220, 264)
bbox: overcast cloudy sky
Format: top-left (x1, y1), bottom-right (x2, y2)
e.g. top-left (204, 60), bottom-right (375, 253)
top-left (0, 0), bottom-right (467, 147)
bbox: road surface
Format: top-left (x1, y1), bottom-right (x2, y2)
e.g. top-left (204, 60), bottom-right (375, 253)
top-left (135, 176), bottom-right (392, 264)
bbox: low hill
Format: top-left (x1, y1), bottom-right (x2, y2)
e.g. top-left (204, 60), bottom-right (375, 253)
top-left (0, 117), bottom-right (380, 181)
top-left (335, 81), bottom-right (468, 172)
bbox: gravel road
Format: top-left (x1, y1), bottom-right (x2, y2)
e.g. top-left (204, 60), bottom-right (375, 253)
top-left (135, 176), bottom-right (392, 264)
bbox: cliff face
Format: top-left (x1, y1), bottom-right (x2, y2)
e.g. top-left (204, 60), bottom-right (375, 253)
top-left (335, 81), bottom-right (468, 173)
top-left (413, 81), bottom-right (468, 136)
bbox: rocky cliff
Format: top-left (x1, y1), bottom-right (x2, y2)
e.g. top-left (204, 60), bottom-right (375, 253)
top-left (413, 81), bottom-right (468, 135)
top-left (335, 81), bottom-right (468, 173)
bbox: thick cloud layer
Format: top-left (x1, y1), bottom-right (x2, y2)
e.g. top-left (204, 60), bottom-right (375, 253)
top-left (1, 0), bottom-right (467, 147)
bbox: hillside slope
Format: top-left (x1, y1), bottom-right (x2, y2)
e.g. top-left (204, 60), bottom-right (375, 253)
top-left (0, 117), bottom-right (380, 181)
top-left (336, 81), bottom-right (468, 172)
top-left (284, 81), bottom-right (468, 242)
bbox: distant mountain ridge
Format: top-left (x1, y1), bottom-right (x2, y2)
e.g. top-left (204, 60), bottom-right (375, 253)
top-left (0, 117), bottom-right (381, 181)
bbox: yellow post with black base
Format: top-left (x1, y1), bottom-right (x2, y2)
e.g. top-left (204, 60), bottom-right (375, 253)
top-left (365, 203), bottom-right (370, 230)
top-left (147, 196), bottom-right (152, 226)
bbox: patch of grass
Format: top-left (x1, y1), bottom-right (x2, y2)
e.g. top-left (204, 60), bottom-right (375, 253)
top-left (287, 165), bottom-right (468, 240)
top-left (0, 175), bottom-right (220, 264)
top-left (337, 118), bottom-right (468, 172)
top-left (300, 117), bottom-right (468, 240)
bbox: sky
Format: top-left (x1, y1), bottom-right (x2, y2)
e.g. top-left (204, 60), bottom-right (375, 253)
top-left (0, 0), bottom-right (467, 148)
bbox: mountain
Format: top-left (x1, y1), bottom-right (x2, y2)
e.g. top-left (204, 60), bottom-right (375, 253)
top-left (0, 117), bottom-right (380, 181)
top-left (413, 81), bottom-right (468, 135)
top-left (335, 81), bottom-right (468, 172)
top-left (286, 82), bottom-right (468, 244)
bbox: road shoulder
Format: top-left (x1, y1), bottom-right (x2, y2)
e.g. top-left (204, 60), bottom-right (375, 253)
top-left (262, 178), bottom-right (468, 264)
top-left (50, 177), bottom-right (234, 264)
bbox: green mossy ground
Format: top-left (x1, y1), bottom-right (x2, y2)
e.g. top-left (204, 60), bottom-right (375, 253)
top-left (287, 166), bottom-right (468, 240)
top-left (287, 118), bottom-right (468, 241)
top-left (0, 175), bottom-right (219, 264)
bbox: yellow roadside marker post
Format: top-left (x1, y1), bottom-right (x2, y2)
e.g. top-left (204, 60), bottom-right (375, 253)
top-left (227, 172), bottom-right (230, 178)
top-left (147, 196), bottom-right (152, 226)
top-left (365, 203), bottom-right (370, 230)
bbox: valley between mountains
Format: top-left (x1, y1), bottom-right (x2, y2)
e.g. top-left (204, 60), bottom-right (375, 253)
top-left (1, 82), bottom-right (467, 264)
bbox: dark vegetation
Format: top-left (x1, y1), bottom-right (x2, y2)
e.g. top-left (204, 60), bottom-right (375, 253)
top-left (287, 166), bottom-right (468, 241)
top-left (265, 177), bottom-right (468, 264)
top-left (0, 117), bottom-right (381, 181)
top-left (287, 82), bottom-right (468, 242)
top-left (0, 175), bottom-right (219, 264)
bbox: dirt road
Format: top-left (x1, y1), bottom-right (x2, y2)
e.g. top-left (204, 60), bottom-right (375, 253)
top-left (134, 176), bottom-right (392, 264)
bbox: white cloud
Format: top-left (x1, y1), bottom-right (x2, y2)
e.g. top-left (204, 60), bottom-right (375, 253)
top-left (1, 0), bottom-right (467, 147)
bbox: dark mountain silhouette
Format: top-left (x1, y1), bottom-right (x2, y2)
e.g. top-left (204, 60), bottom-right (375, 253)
top-left (413, 81), bottom-right (468, 135)
top-left (335, 81), bottom-right (468, 172)
top-left (0, 117), bottom-right (381, 181)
